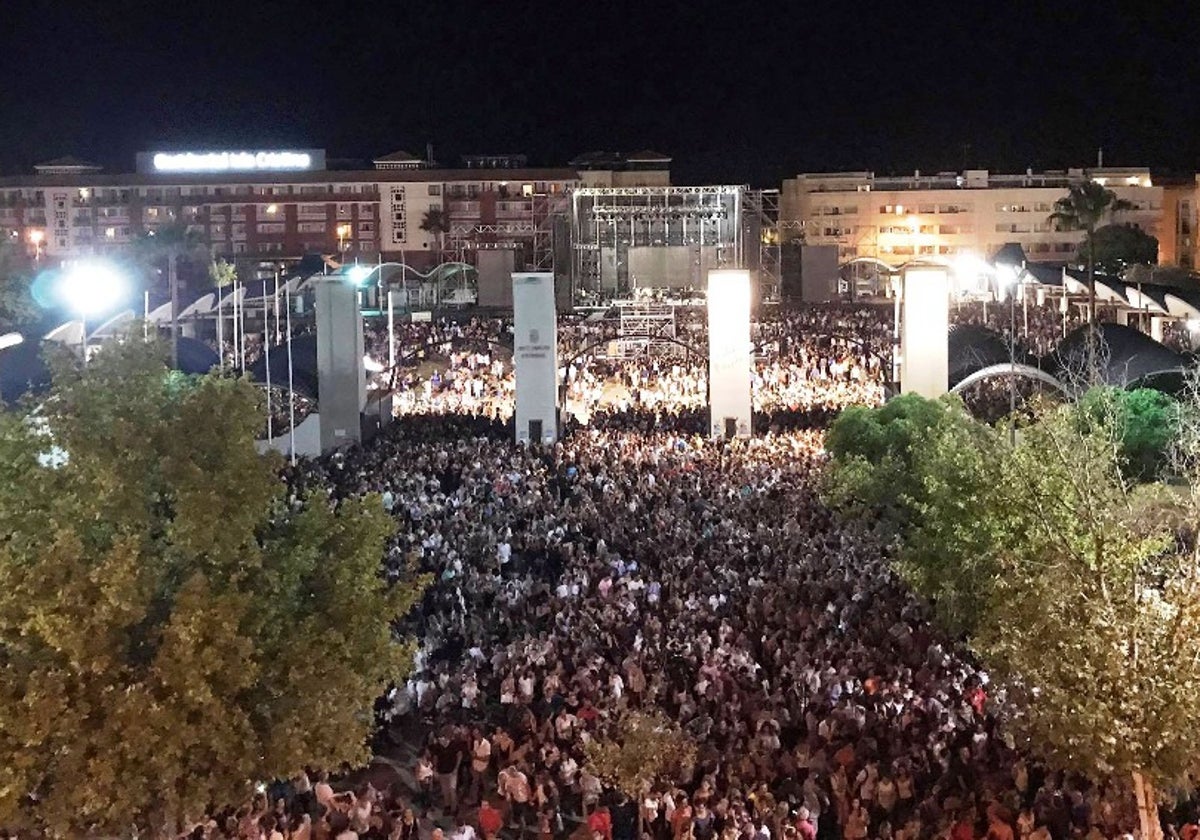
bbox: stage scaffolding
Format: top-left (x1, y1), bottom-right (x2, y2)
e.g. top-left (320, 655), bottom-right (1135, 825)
top-left (570, 186), bottom-right (745, 302)
top-left (614, 301), bottom-right (680, 359)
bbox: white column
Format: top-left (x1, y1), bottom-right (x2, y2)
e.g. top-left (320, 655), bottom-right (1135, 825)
top-left (900, 266), bottom-right (949, 398)
top-left (513, 272), bottom-right (559, 445)
top-left (707, 269), bottom-right (752, 438)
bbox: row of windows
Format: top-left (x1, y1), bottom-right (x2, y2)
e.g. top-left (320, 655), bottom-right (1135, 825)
top-left (880, 203), bottom-right (972, 215)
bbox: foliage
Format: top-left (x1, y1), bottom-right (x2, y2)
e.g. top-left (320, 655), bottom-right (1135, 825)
top-left (585, 711), bottom-right (695, 799)
top-left (1048, 180), bottom-right (1135, 238)
top-left (0, 340), bottom-right (426, 837)
top-left (0, 241), bottom-right (37, 332)
top-left (1048, 179), bottom-right (1134, 321)
top-left (209, 257), bottom-right (239, 289)
top-left (1075, 387), bottom-right (1178, 482)
top-left (132, 220), bottom-right (209, 291)
top-left (974, 405), bottom-right (1200, 795)
top-left (1086, 224), bottom-right (1159, 275)
top-left (825, 390), bottom-right (1200, 834)
top-left (419, 207), bottom-right (451, 236)
top-left (823, 393), bottom-right (980, 532)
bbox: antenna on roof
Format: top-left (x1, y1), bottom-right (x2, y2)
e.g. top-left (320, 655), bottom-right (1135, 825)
top-left (1097, 147), bottom-right (1104, 168)
top-left (427, 143), bottom-right (434, 166)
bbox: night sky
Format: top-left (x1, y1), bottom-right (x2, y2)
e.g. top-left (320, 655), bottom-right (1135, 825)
top-left (1, 0), bottom-right (1196, 186)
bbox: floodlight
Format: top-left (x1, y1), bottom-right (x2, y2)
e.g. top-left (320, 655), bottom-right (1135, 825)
top-left (58, 260), bottom-right (128, 317)
top-left (346, 265), bottom-right (374, 286)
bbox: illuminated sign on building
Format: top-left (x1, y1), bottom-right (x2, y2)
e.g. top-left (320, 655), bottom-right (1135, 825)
top-left (136, 149), bottom-right (325, 174)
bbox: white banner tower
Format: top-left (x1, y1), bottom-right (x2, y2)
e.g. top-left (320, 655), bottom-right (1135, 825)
top-left (512, 272), bottom-right (559, 445)
top-left (707, 269), bottom-right (752, 438)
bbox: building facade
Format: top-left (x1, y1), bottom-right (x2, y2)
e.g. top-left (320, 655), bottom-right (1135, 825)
top-left (780, 167), bottom-right (1165, 268)
top-left (0, 150), bottom-right (668, 273)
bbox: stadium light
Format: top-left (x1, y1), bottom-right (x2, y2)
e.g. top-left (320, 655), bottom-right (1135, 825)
top-left (346, 264), bottom-right (374, 286)
top-left (56, 261), bottom-right (129, 365)
top-left (59, 260), bottom-right (129, 317)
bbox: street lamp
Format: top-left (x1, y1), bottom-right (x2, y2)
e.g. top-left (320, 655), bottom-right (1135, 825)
top-left (58, 260), bottom-right (128, 365)
top-left (995, 258), bottom-right (1026, 446)
top-left (28, 228), bottom-right (44, 262)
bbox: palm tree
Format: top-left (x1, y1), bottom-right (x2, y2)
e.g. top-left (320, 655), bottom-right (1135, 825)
top-left (133, 220), bottom-right (207, 368)
top-left (419, 207), bottom-right (451, 260)
top-left (1047, 178), bottom-right (1134, 324)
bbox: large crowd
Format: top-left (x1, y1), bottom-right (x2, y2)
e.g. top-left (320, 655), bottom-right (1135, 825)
top-left (167, 302), bottom-right (1199, 840)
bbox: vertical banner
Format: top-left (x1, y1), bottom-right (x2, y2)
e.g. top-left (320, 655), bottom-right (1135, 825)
top-left (315, 278), bottom-right (366, 452)
top-left (513, 272), bottom-right (559, 445)
top-left (707, 269), bottom-right (752, 438)
top-left (900, 266), bottom-right (950, 398)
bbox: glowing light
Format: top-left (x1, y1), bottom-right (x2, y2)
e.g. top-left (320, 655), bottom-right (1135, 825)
top-left (151, 151), bottom-right (313, 173)
top-left (346, 265), bottom-right (374, 286)
top-left (105, 227), bottom-right (116, 239)
top-left (363, 355), bottom-right (384, 372)
top-left (907, 215), bottom-right (920, 235)
top-left (336, 223), bottom-right (352, 238)
top-left (707, 269), bottom-right (752, 439)
top-left (28, 229), bottom-right (44, 245)
top-left (58, 260), bottom-right (129, 317)
top-left (265, 204), bottom-right (278, 215)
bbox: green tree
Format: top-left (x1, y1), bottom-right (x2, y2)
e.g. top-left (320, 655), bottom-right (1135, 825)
top-left (824, 393), bottom-right (1200, 840)
top-left (585, 711), bottom-right (696, 833)
top-left (0, 240), bottom-right (37, 333)
top-left (134, 220), bottom-right (209, 369)
top-left (1086, 223), bottom-right (1159, 275)
top-left (0, 340), bottom-right (426, 837)
top-left (419, 207), bottom-right (451, 258)
top-left (1076, 387), bottom-right (1178, 482)
top-left (1048, 179), bottom-right (1134, 323)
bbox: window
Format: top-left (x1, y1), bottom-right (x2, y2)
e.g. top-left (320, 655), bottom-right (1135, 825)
top-left (297, 222), bottom-right (326, 233)
top-left (521, 184), bottom-right (534, 197)
top-left (359, 221), bottom-right (375, 233)
top-left (918, 204), bottom-right (936, 214)
top-left (428, 185), bottom-right (442, 196)
top-left (257, 222), bottom-right (285, 234)
top-left (938, 203), bottom-right (971, 213)
top-left (211, 224), bottom-right (225, 236)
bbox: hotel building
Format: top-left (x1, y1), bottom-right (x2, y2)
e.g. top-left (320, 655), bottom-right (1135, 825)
top-left (780, 167), bottom-right (1166, 267)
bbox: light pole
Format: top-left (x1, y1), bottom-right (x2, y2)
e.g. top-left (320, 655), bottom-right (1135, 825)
top-left (28, 228), bottom-right (44, 262)
top-left (58, 260), bottom-right (128, 366)
top-left (996, 259), bottom-right (1025, 446)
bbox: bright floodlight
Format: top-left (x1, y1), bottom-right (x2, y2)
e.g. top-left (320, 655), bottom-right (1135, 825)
top-left (346, 264), bottom-right (374, 286)
top-left (59, 261), bottom-right (128, 317)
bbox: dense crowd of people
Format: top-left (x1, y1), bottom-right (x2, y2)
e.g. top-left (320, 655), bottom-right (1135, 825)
top-left (165, 300), bottom-right (1200, 840)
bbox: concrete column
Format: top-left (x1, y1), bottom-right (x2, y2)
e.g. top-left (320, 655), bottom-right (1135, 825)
top-left (512, 272), bottom-right (559, 445)
top-left (900, 266), bottom-right (949, 398)
top-left (314, 278), bottom-right (365, 452)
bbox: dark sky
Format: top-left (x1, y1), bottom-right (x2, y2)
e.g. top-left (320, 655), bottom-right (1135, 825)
top-left (1, 0), bottom-right (1196, 186)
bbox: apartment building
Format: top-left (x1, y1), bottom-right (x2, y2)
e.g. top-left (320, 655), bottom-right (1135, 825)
top-left (0, 148), bottom-right (668, 272)
top-left (780, 167), bottom-right (1164, 267)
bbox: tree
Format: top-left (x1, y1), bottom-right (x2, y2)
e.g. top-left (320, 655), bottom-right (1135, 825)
top-left (419, 207), bottom-right (451, 259)
top-left (133, 220), bottom-right (209, 370)
top-left (0, 340), bottom-right (426, 837)
top-left (824, 392), bottom-right (1200, 840)
top-left (1087, 223), bottom-right (1159, 276)
top-left (1048, 179), bottom-right (1134, 323)
top-left (0, 240), bottom-right (37, 333)
top-left (1075, 387), bottom-right (1178, 482)
top-left (584, 711), bottom-right (696, 834)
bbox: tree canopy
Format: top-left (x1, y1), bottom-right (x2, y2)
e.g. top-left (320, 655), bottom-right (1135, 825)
top-left (0, 241), bottom-right (37, 333)
top-left (0, 340), bottom-right (426, 837)
top-left (823, 390), bottom-right (1200, 840)
top-left (584, 711), bottom-right (696, 801)
top-left (1087, 223), bottom-right (1159, 275)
